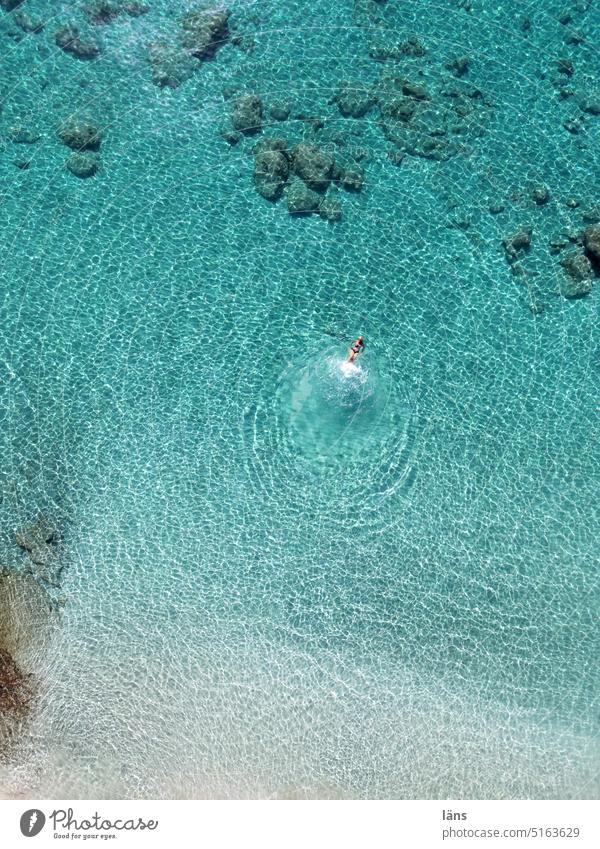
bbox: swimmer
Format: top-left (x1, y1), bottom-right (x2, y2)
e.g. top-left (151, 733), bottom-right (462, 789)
top-left (347, 335), bottom-right (364, 363)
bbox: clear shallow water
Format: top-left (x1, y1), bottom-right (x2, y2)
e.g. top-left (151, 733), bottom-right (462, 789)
top-left (0, 0), bottom-right (599, 799)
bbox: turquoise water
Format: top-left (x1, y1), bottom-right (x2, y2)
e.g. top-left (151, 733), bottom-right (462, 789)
top-left (0, 0), bottom-right (599, 798)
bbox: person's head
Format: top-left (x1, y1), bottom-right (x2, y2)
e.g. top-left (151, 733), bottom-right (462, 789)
top-left (358, 336), bottom-right (364, 344)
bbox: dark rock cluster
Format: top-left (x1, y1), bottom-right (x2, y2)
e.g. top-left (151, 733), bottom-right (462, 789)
top-left (181, 6), bottom-right (230, 59)
top-left (148, 5), bottom-right (230, 88)
top-left (147, 41), bottom-right (199, 89)
top-left (14, 10), bottom-right (44, 33)
top-left (84, 0), bottom-right (149, 25)
top-left (55, 25), bottom-right (101, 60)
top-left (248, 135), bottom-right (365, 220)
top-left (58, 117), bottom-right (102, 176)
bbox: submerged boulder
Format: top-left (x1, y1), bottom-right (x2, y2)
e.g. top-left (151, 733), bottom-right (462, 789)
top-left (0, 0), bottom-right (24, 10)
top-left (231, 94), bottom-right (262, 134)
top-left (583, 224), bottom-right (600, 263)
top-left (14, 10), bottom-right (44, 33)
top-left (291, 143), bottom-right (334, 192)
top-left (560, 251), bottom-right (593, 298)
top-left (319, 193), bottom-right (343, 222)
top-left (287, 180), bottom-right (321, 215)
top-left (339, 165), bottom-right (364, 192)
top-left (66, 151), bottom-right (100, 178)
top-left (181, 6), bottom-right (230, 59)
top-left (58, 117), bottom-right (102, 150)
top-left (503, 225), bottom-right (532, 261)
top-left (84, 0), bottom-right (120, 24)
top-left (253, 149), bottom-right (289, 201)
top-left (55, 25), bottom-right (101, 59)
top-left (148, 41), bottom-right (198, 88)
top-left (333, 80), bottom-right (376, 118)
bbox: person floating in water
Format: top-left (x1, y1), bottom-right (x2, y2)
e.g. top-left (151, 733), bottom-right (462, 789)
top-left (347, 335), bottom-right (364, 363)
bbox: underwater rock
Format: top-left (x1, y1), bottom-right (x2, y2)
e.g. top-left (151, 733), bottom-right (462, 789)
top-left (291, 143), bottom-right (334, 192)
top-left (560, 251), bottom-right (593, 297)
top-left (180, 6), bottom-right (230, 59)
top-left (286, 180), bottom-right (321, 215)
top-left (503, 225), bottom-right (532, 261)
top-left (446, 55), bottom-right (470, 76)
top-left (231, 94), bottom-right (262, 134)
top-left (55, 25), bottom-right (101, 59)
top-left (7, 125), bottom-right (40, 143)
top-left (387, 148), bottom-right (404, 165)
top-left (333, 80), bottom-right (376, 118)
top-left (148, 42), bottom-right (198, 89)
top-left (253, 149), bottom-right (289, 201)
top-left (66, 151), bottom-right (100, 178)
top-left (253, 136), bottom-right (289, 156)
top-left (0, 0), bottom-right (24, 10)
top-left (84, 0), bottom-right (120, 24)
top-left (16, 516), bottom-right (62, 586)
top-left (339, 165), bottom-right (364, 191)
top-left (123, 1), bottom-right (149, 15)
top-left (488, 200), bottom-right (505, 214)
top-left (532, 184), bottom-right (550, 204)
top-left (581, 206), bottom-right (600, 223)
top-left (13, 10), bottom-right (44, 32)
top-left (402, 80), bottom-right (429, 100)
top-left (58, 118), bottom-right (102, 151)
top-left (578, 94), bottom-right (600, 114)
top-left (583, 224), bottom-right (600, 263)
top-left (270, 100), bottom-right (292, 121)
top-left (84, 0), bottom-right (148, 23)
top-left (13, 159), bottom-right (30, 170)
top-left (556, 56), bottom-right (574, 76)
top-left (318, 193), bottom-right (342, 222)
top-left (219, 127), bottom-right (240, 145)
top-left (369, 34), bottom-right (426, 61)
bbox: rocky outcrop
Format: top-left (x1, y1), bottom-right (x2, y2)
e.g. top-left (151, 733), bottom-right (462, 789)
top-left (181, 6), bottom-right (230, 59)
top-left (55, 25), bottom-right (101, 59)
top-left (339, 165), bottom-right (364, 191)
top-left (7, 125), bottom-right (41, 144)
top-left (58, 118), bottom-right (102, 151)
top-left (148, 42), bottom-right (198, 88)
top-left (84, 0), bottom-right (149, 24)
top-left (531, 184), bottom-right (550, 204)
top-left (503, 226), bottom-right (532, 261)
top-left (287, 180), bottom-right (321, 215)
top-left (270, 100), bottom-right (291, 121)
top-left (84, 0), bottom-right (121, 24)
top-left (560, 251), bottom-right (593, 298)
top-left (14, 11), bottom-right (44, 33)
top-left (319, 193), bottom-right (343, 222)
top-left (375, 71), bottom-right (486, 162)
top-left (253, 147), bottom-right (289, 201)
top-left (333, 80), bottom-right (376, 117)
top-left (66, 152), bottom-right (100, 178)
top-left (583, 224), bottom-right (600, 264)
top-left (231, 94), bottom-right (262, 134)
top-left (291, 143), bottom-right (334, 192)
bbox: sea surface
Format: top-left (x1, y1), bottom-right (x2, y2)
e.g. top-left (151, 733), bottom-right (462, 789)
top-left (0, 0), bottom-right (598, 799)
